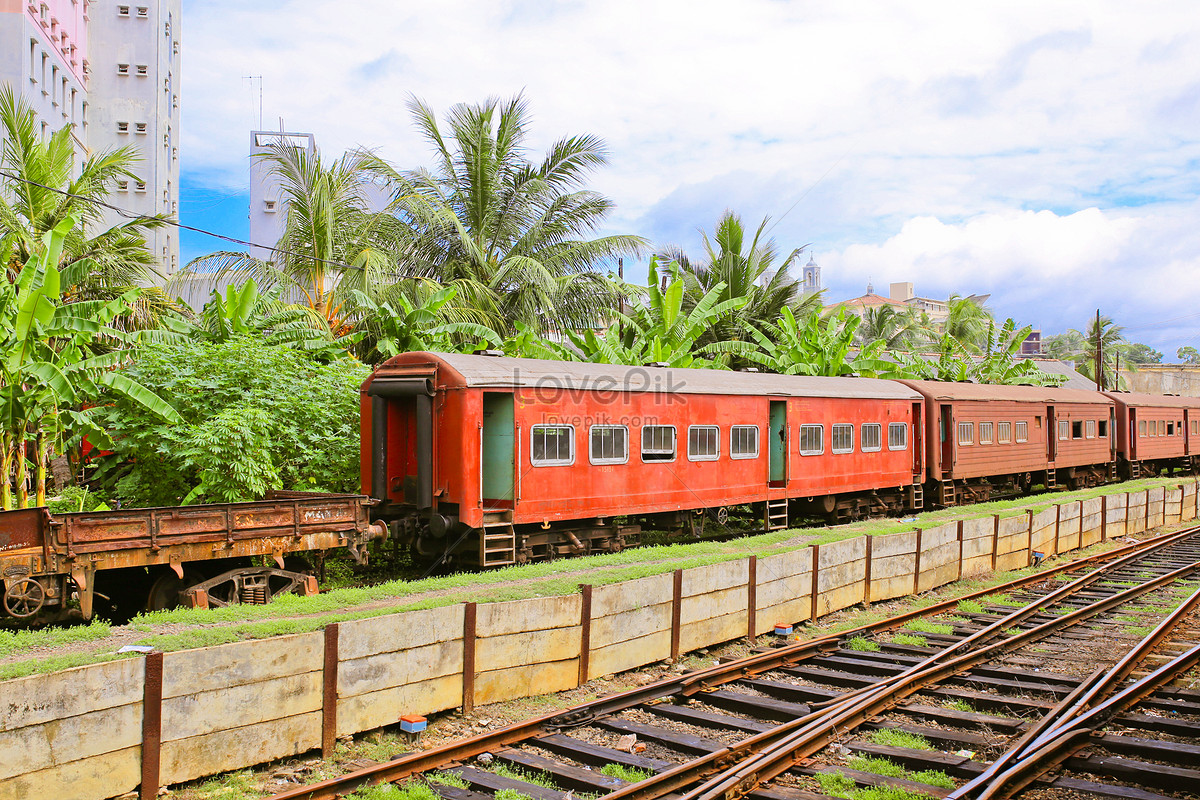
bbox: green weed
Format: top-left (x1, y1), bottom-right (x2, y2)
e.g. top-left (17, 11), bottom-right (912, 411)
top-left (989, 594), bottom-right (1024, 607)
top-left (845, 636), bottom-right (881, 652)
top-left (903, 620), bottom-right (952, 635)
top-left (868, 728), bottom-right (932, 750)
top-left (847, 757), bottom-right (953, 789)
top-left (956, 599), bottom-right (984, 614)
top-left (947, 699), bottom-right (975, 713)
top-left (427, 773), bottom-right (468, 788)
top-left (600, 764), bottom-right (653, 782)
top-left (890, 633), bottom-right (927, 647)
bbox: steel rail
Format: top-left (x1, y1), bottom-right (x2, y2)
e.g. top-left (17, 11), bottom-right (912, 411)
top-left (267, 525), bottom-right (1198, 800)
top-left (670, 552), bottom-right (1200, 800)
top-left (966, 637), bottom-right (1200, 800)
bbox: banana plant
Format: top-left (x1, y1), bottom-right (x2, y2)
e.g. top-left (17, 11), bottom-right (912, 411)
top-left (0, 218), bottom-right (181, 508)
top-left (347, 285), bottom-right (501, 363)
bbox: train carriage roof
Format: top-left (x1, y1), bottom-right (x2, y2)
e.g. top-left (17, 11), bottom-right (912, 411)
top-left (1101, 391), bottom-right (1200, 409)
top-left (371, 352), bottom-right (923, 400)
top-left (896, 379), bottom-right (1113, 405)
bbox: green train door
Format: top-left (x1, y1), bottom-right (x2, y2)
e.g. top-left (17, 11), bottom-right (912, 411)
top-left (769, 400), bottom-right (787, 486)
top-left (481, 393), bottom-right (515, 508)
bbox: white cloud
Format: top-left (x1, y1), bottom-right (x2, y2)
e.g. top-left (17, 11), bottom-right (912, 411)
top-left (177, 0), bottom-right (1200, 351)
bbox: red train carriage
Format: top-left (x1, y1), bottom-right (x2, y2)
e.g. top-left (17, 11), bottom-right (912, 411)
top-left (1102, 392), bottom-right (1200, 479)
top-left (362, 353), bottom-right (924, 567)
top-left (898, 381), bottom-right (1115, 505)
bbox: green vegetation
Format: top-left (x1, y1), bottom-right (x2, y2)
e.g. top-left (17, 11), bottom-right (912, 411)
top-left (847, 757), bottom-right (954, 789)
top-left (903, 620), bottom-right (953, 635)
top-left (989, 594), bottom-right (1025, 607)
top-left (890, 633), bottom-right (927, 647)
top-left (956, 599), bottom-right (984, 614)
top-left (0, 620), bottom-right (111, 657)
top-left (1125, 625), bottom-right (1153, 637)
top-left (868, 729), bottom-right (932, 750)
top-left (947, 699), bottom-right (975, 713)
top-left (426, 773), bottom-right (468, 788)
top-left (601, 764), bottom-right (654, 783)
top-left (845, 636), bottom-right (881, 652)
top-left (490, 764), bottom-right (556, 790)
top-left (347, 781), bottom-right (438, 800)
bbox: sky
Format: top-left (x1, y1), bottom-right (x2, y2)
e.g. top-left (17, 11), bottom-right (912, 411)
top-left (178, 1), bottom-right (1200, 356)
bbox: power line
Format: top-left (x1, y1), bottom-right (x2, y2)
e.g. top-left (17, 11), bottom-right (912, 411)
top-left (0, 168), bottom-right (363, 274)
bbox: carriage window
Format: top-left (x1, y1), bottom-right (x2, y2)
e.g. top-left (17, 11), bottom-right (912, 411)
top-left (589, 425), bottom-right (628, 465)
top-left (957, 422), bottom-right (973, 446)
top-left (1193, 420), bottom-right (1199, 435)
top-left (641, 425), bottom-right (676, 461)
top-left (1072, 421), bottom-right (1084, 439)
top-left (1015, 421), bottom-right (1028, 442)
top-left (861, 423), bottom-right (882, 452)
top-left (888, 422), bottom-right (907, 450)
top-left (1058, 420), bottom-right (1069, 441)
top-left (997, 422), bottom-right (1011, 443)
top-left (832, 424), bottom-right (854, 454)
top-left (730, 426), bottom-right (759, 459)
top-left (799, 424), bottom-right (824, 456)
top-left (979, 422), bottom-right (993, 444)
top-left (1098, 419), bottom-right (1108, 437)
top-left (688, 425), bottom-right (720, 461)
top-left (531, 425), bottom-right (574, 466)
top-left (1086, 420), bottom-right (1096, 439)
top-left (1139, 420), bottom-right (1147, 437)
top-left (1167, 421), bottom-right (1176, 436)
top-left (1159, 419), bottom-right (1166, 436)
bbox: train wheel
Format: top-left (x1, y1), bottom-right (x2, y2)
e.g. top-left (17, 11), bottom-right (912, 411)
top-left (146, 570), bottom-right (201, 612)
top-left (3, 578), bottom-right (46, 618)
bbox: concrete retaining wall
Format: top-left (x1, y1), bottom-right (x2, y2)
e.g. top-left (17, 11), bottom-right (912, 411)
top-left (5, 480), bottom-right (1197, 800)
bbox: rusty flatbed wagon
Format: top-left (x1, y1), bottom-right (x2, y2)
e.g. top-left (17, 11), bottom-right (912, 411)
top-left (0, 492), bottom-right (386, 623)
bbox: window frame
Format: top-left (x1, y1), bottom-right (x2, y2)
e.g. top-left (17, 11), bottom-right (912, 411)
top-left (588, 424), bottom-right (629, 466)
top-left (529, 424), bottom-right (575, 468)
top-left (997, 421), bottom-right (1011, 443)
top-left (957, 421), bottom-right (974, 446)
top-left (979, 422), bottom-right (994, 444)
top-left (687, 425), bottom-right (721, 462)
top-left (730, 425), bottom-right (760, 460)
top-left (1086, 420), bottom-right (1096, 439)
top-left (860, 423), bottom-right (882, 453)
top-left (831, 423), bottom-right (854, 455)
top-left (799, 424), bottom-right (825, 456)
top-left (1139, 419), bottom-right (1147, 437)
top-left (1058, 420), bottom-right (1069, 441)
top-left (887, 422), bottom-right (908, 451)
top-left (1015, 421), bottom-right (1028, 442)
top-left (640, 424), bottom-right (677, 463)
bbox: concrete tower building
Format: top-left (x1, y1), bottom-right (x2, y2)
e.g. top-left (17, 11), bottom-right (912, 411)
top-left (0, 0), bottom-right (182, 274)
top-left (802, 252), bottom-right (821, 296)
top-left (248, 129), bottom-right (315, 261)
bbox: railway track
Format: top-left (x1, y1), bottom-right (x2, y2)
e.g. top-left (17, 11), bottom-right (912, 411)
top-left (269, 526), bottom-right (1200, 800)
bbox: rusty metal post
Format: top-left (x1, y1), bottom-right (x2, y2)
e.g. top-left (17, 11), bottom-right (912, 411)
top-left (670, 569), bottom-right (683, 662)
top-left (863, 536), bottom-right (873, 604)
top-left (991, 514), bottom-right (1000, 570)
top-left (321, 623), bottom-right (339, 758)
top-left (140, 651), bottom-right (164, 800)
top-left (746, 556), bottom-right (757, 642)
top-left (809, 544), bottom-right (821, 623)
top-left (462, 602), bottom-right (477, 713)
top-left (1027, 510), bottom-right (1034, 567)
top-left (1101, 495), bottom-right (1108, 541)
top-left (913, 528), bottom-right (924, 595)
top-left (1054, 504), bottom-right (1061, 555)
top-left (1145, 488), bottom-right (1151, 531)
top-left (578, 585), bottom-right (592, 686)
top-left (956, 520), bottom-right (964, 581)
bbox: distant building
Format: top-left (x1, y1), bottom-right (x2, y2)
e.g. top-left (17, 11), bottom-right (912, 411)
top-left (827, 281), bottom-right (990, 328)
top-left (801, 253), bottom-right (821, 297)
top-left (1, 0), bottom-right (183, 274)
top-left (249, 129), bottom-right (316, 260)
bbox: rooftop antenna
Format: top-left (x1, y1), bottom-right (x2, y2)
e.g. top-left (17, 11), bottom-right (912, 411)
top-left (243, 75), bottom-right (263, 129)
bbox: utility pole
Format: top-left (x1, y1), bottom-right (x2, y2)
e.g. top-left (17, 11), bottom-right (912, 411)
top-left (1094, 309), bottom-right (1102, 391)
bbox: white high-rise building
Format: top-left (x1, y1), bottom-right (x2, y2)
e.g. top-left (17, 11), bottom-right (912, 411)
top-left (0, 0), bottom-right (182, 275)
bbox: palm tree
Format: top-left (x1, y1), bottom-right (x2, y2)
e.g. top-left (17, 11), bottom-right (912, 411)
top-left (660, 211), bottom-right (808, 347)
top-left (943, 294), bottom-right (994, 352)
top-left (1077, 313), bottom-right (1127, 389)
top-left (377, 93), bottom-right (648, 335)
top-left (0, 86), bottom-right (172, 321)
top-left (856, 304), bottom-right (922, 350)
top-left (181, 141), bottom-right (407, 335)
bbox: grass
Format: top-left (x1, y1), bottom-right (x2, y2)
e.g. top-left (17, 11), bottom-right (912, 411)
top-left (186, 769), bottom-right (263, 800)
top-left (988, 594), bottom-right (1025, 607)
top-left (847, 757), bottom-right (955, 789)
top-left (955, 599), bottom-right (984, 614)
top-left (1125, 625), bottom-right (1154, 637)
top-left (903, 620), bottom-right (953, 635)
top-left (890, 633), bottom-right (927, 647)
top-left (845, 636), bottom-right (881, 652)
top-left (600, 764), bottom-right (654, 783)
top-left (347, 782), bottom-right (438, 800)
top-left (427, 773), bottom-right (467, 788)
top-left (947, 699), bottom-right (975, 713)
top-left (868, 729), bottom-right (932, 750)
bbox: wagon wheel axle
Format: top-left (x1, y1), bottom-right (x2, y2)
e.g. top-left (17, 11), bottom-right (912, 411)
top-left (3, 578), bottom-right (46, 618)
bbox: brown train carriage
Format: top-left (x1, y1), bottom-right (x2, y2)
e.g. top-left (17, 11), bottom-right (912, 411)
top-left (1102, 392), bottom-right (1200, 479)
top-left (898, 381), bottom-right (1115, 505)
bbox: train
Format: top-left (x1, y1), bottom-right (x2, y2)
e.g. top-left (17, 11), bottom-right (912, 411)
top-left (4, 350), bottom-right (1196, 623)
top-left (362, 352), bottom-right (1200, 568)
